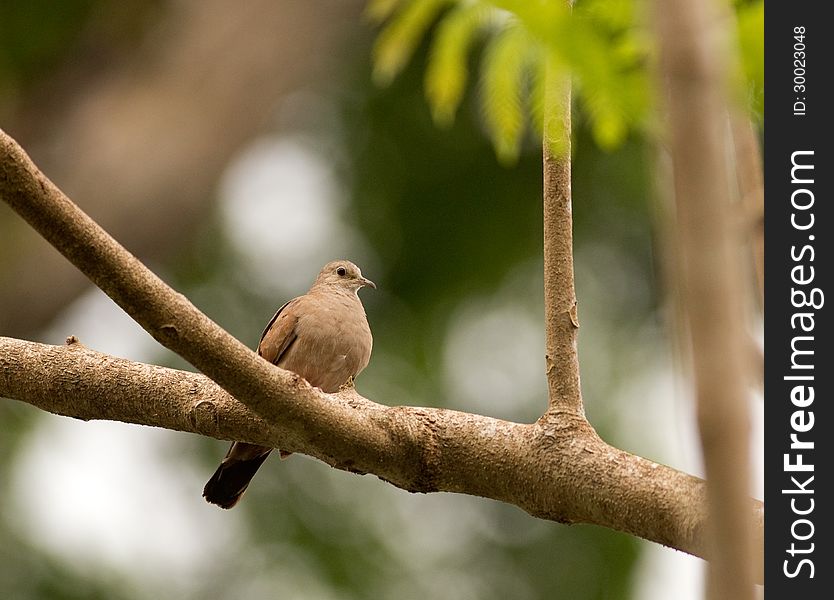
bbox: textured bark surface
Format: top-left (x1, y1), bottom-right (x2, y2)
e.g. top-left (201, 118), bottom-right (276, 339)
top-left (2, 334), bottom-right (740, 560)
top-left (542, 80), bottom-right (581, 417)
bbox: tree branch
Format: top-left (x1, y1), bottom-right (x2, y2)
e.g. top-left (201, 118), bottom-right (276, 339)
top-left (0, 127), bottom-right (763, 577)
top-left (654, 1), bottom-right (759, 596)
top-left (542, 66), bottom-right (582, 416)
top-left (2, 334), bottom-right (743, 561)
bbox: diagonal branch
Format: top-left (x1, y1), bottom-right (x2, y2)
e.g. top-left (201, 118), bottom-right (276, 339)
top-left (1, 126), bottom-right (308, 434)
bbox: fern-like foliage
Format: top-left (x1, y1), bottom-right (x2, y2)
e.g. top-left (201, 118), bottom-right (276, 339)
top-left (479, 23), bottom-right (531, 164)
top-left (369, 0), bottom-right (763, 162)
top-left (370, 0), bottom-right (450, 86)
top-left (424, 2), bottom-right (488, 126)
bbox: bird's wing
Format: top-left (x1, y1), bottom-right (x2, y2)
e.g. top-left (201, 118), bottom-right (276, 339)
top-left (257, 298), bottom-right (300, 364)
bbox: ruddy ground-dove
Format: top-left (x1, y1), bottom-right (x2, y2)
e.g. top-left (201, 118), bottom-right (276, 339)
top-left (203, 259), bottom-right (374, 508)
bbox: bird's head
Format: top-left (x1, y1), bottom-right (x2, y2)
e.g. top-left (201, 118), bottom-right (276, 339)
top-left (314, 260), bottom-right (376, 293)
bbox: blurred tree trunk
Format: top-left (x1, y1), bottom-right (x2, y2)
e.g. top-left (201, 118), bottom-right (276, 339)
top-left (731, 115), bottom-right (764, 308)
top-left (0, 0), bottom-right (363, 338)
top-left (653, 0), bottom-right (758, 597)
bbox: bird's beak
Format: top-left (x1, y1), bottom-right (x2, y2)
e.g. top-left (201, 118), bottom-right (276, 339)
top-left (360, 277), bottom-right (376, 289)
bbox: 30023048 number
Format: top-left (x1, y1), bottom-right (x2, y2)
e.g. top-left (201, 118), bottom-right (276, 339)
top-left (794, 26), bottom-right (806, 93)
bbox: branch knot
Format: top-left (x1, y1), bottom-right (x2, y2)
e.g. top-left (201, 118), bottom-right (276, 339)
top-left (191, 399), bottom-right (219, 435)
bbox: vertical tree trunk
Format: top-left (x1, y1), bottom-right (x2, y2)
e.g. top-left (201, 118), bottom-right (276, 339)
top-left (731, 116), bottom-right (765, 308)
top-left (654, 1), bottom-right (758, 597)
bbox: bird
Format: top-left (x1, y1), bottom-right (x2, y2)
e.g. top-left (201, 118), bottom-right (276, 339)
top-left (203, 259), bottom-right (375, 509)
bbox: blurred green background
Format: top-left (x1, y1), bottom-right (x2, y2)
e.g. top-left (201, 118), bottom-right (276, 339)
top-left (1, 1), bottom-right (760, 598)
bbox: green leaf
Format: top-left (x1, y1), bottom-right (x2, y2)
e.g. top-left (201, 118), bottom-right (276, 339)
top-left (367, 0), bottom-right (701, 153)
top-left (488, 0), bottom-right (569, 48)
top-left (577, 0), bottom-right (636, 32)
top-left (480, 23), bottom-right (532, 164)
top-left (591, 104), bottom-right (626, 149)
top-left (424, 3), bottom-right (487, 126)
top-left (365, 0), bottom-right (407, 24)
top-left (527, 45), bottom-right (548, 137)
top-left (372, 0), bottom-right (449, 86)
top-left (554, 9), bottom-right (649, 149)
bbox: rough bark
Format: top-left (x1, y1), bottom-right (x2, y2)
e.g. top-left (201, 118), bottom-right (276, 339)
top-left (654, 1), bottom-right (758, 596)
top-left (542, 71), bottom-right (581, 417)
top-left (2, 334), bottom-right (743, 561)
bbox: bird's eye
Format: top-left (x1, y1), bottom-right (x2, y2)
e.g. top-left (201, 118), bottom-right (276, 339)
top-left (336, 267), bottom-right (347, 276)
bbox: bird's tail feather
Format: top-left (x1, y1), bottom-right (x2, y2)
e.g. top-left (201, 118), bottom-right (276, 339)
top-left (203, 444), bottom-right (272, 509)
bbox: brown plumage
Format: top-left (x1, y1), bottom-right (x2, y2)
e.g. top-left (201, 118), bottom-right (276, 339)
top-left (203, 260), bottom-right (375, 509)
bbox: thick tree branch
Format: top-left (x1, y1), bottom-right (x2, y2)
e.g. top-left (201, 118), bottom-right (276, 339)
top-left (2, 335), bottom-right (748, 561)
top-left (654, 1), bottom-right (758, 596)
top-left (1, 127), bottom-right (763, 576)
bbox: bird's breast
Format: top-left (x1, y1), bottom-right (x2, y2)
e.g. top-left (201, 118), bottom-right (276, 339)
top-left (277, 294), bottom-right (372, 393)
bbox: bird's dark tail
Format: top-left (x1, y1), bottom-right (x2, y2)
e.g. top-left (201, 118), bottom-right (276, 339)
top-left (203, 443), bottom-right (273, 509)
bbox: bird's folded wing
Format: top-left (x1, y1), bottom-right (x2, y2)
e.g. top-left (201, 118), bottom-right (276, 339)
top-left (258, 298), bottom-right (300, 364)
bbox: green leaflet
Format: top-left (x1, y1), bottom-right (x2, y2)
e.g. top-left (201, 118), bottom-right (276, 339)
top-left (425, 3), bottom-right (488, 126)
top-left (480, 23), bottom-right (530, 164)
top-left (366, 0), bottom-right (407, 23)
top-left (372, 0), bottom-right (449, 86)
top-left (371, 0), bottom-right (760, 161)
